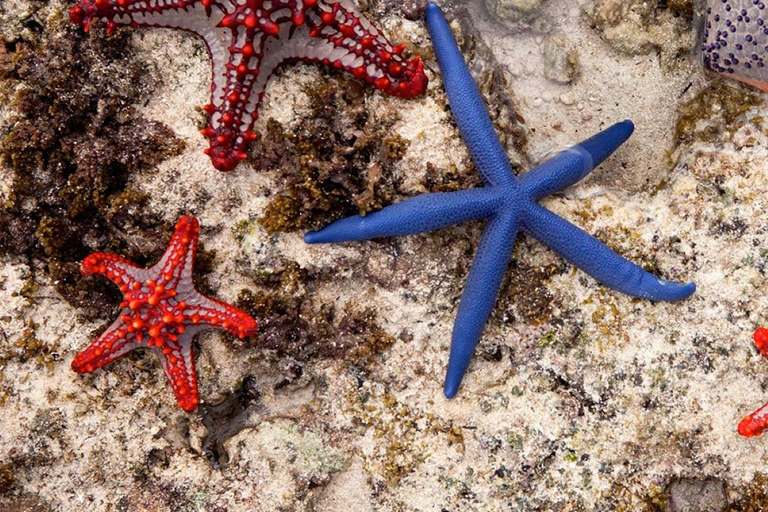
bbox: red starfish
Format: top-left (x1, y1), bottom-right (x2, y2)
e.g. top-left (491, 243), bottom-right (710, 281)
top-left (738, 327), bottom-right (768, 437)
top-left (69, 0), bottom-right (428, 172)
top-left (72, 215), bottom-right (258, 412)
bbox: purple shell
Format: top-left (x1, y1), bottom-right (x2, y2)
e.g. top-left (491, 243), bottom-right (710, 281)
top-left (699, 0), bottom-right (768, 90)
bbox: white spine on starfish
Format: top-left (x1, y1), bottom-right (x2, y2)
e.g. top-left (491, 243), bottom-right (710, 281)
top-left (330, 46), bottom-right (347, 61)
top-left (333, 0), bottom-right (378, 35)
top-left (366, 63), bottom-right (383, 78)
top-left (271, 7), bottom-right (291, 22)
top-left (341, 52), bottom-right (357, 66)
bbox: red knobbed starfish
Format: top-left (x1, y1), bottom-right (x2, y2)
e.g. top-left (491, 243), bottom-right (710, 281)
top-left (72, 215), bottom-right (258, 412)
top-left (739, 327), bottom-right (768, 437)
top-left (69, 0), bottom-right (428, 172)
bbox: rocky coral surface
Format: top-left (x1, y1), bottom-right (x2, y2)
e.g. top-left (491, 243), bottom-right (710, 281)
top-left (2, 0), bottom-right (768, 510)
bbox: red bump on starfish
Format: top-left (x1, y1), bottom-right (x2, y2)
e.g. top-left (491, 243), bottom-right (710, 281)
top-left (738, 327), bottom-right (768, 437)
top-left (72, 215), bottom-right (258, 412)
top-left (69, 0), bottom-right (429, 172)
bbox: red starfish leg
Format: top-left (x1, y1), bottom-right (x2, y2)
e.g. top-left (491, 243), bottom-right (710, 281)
top-left (71, 319), bottom-right (142, 373)
top-left (739, 327), bottom-right (768, 437)
top-left (152, 330), bottom-right (202, 412)
top-left (154, 215), bottom-right (200, 291)
top-left (303, 1), bottom-right (427, 98)
top-left (739, 402), bottom-right (768, 438)
top-left (81, 252), bottom-right (143, 290)
top-left (184, 295), bottom-right (259, 339)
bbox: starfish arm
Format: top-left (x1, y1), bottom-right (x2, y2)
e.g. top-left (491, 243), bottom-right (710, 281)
top-left (153, 329), bottom-right (204, 412)
top-left (304, 188), bottom-right (500, 243)
top-left (298, 1), bottom-right (427, 98)
top-left (444, 212), bottom-right (519, 398)
top-left (154, 215), bottom-right (200, 292)
top-left (739, 402), bottom-right (768, 438)
top-left (425, 3), bottom-right (516, 188)
top-left (523, 203), bottom-right (695, 301)
top-left (71, 317), bottom-right (142, 374)
top-left (81, 252), bottom-right (144, 290)
top-left (183, 295), bottom-right (259, 339)
top-left (70, 0), bottom-right (229, 34)
top-left (518, 120), bottom-right (635, 201)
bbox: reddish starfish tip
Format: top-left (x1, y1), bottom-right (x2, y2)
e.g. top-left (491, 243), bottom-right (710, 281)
top-left (738, 411), bottom-right (766, 438)
top-left (739, 327), bottom-right (768, 437)
top-left (69, 5), bottom-right (85, 24)
top-left (754, 327), bottom-right (768, 355)
top-left (72, 215), bottom-right (259, 412)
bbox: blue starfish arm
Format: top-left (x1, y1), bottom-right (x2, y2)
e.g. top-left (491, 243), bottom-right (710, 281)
top-left (522, 203), bottom-right (695, 301)
top-left (518, 120), bottom-right (635, 201)
top-left (444, 212), bottom-right (520, 398)
top-left (425, 2), bottom-right (517, 188)
top-left (304, 188), bottom-right (501, 244)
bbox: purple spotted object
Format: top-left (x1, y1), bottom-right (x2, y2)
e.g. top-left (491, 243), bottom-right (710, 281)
top-left (699, 0), bottom-right (768, 91)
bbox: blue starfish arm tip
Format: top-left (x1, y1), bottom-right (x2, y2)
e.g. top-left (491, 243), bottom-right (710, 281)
top-left (444, 338), bottom-right (475, 399)
top-left (305, 190), bottom-right (501, 244)
top-left (642, 280), bottom-right (696, 301)
top-left (303, 230), bottom-right (323, 244)
top-left (426, 2), bottom-right (441, 16)
top-left (520, 120), bottom-right (635, 201)
top-left (579, 119), bottom-right (634, 163)
top-left (524, 203), bottom-right (696, 302)
top-left (444, 379), bottom-right (460, 399)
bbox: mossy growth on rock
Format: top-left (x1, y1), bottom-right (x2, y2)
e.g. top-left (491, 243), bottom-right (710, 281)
top-left (728, 473), bottom-right (768, 511)
top-left (588, 0), bottom-right (694, 68)
top-left (494, 258), bottom-right (561, 327)
top-left (236, 262), bottom-right (395, 363)
top-left (256, 78), bottom-right (410, 234)
top-left (675, 80), bottom-right (764, 149)
top-left (0, 9), bottom-right (183, 318)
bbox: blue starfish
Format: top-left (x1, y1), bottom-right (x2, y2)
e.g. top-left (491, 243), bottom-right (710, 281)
top-left (305, 2), bottom-right (696, 398)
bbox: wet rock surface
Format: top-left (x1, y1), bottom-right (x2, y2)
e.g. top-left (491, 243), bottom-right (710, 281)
top-left (3, 0), bottom-right (768, 510)
top-left (668, 478), bottom-right (727, 512)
